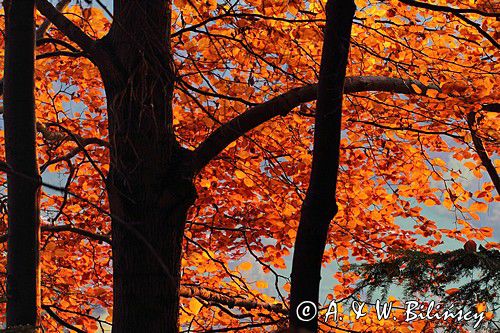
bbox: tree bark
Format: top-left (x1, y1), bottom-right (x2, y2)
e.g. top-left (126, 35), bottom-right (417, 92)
top-left (3, 0), bottom-right (40, 328)
top-left (289, 1), bottom-right (355, 332)
top-left (97, 1), bottom-right (196, 332)
top-left (466, 112), bottom-right (500, 195)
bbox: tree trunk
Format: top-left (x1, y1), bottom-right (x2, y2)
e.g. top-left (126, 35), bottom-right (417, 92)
top-left (289, 0), bottom-right (355, 332)
top-left (97, 1), bottom-right (196, 332)
top-left (3, 0), bottom-right (40, 328)
top-left (108, 174), bottom-right (195, 333)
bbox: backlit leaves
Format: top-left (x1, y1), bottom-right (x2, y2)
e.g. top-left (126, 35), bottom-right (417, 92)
top-left (0, 0), bottom-right (498, 332)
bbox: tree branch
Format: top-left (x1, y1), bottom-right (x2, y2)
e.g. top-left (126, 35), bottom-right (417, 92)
top-left (454, 12), bottom-right (500, 49)
top-left (347, 119), bottom-right (463, 139)
top-left (192, 76), bottom-right (438, 172)
top-left (398, 0), bottom-right (499, 49)
top-left (35, 0), bottom-right (71, 40)
top-left (483, 103), bottom-right (499, 112)
top-left (466, 112), bottom-right (500, 195)
top-left (37, 37), bottom-right (81, 52)
top-left (41, 138), bottom-right (109, 171)
top-left (398, 0), bottom-right (500, 18)
top-left (179, 285), bottom-right (286, 314)
top-left (41, 305), bottom-right (85, 333)
top-left (35, 0), bottom-right (97, 55)
top-left (36, 50), bottom-right (84, 60)
top-left (0, 225), bottom-right (111, 244)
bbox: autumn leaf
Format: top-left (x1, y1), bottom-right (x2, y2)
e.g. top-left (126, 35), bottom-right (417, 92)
top-left (256, 281), bottom-right (268, 289)
top-left (239, 262), bottom-right (252, 271)
top-left (189, 298), bottom-right (203, 315)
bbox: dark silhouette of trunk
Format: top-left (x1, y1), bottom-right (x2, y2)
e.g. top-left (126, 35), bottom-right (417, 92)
top-left (3, 0), bottom-right (40, 328)
top-left (97, 1), bottom-right (196, 332)
top-left (289, 0), bottom-right (355, 332)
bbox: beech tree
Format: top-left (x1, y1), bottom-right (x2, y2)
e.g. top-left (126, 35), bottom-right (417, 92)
top-left (289, 1), bottom-right (355, 332)
top-left (0, 0), bottom-right (498, 332)
top-left (3, 0), bottom-right (40, 330)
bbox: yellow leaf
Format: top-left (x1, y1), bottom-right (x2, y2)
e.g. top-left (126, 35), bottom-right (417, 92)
top-left (92, 287), bottom-right (107, 297)
top-left (256, 280), bottom-right (268, 289)
top-left (283, 204), bottom-right (295, 217)
top-left (243, 177), bottom-right (255, 187)
top-left (412, 320), bottom-right (426, 331)
top-left (426, 89), bottom-right (439, 98)
top-left (473, 168), bottom-right (483, 179)
top-left (239, 262), bottom-right (252, 271)
top-left (433, 158), bottom-right (446, 167)
top-left (337, 246), bottom-right (349, 257)
top-left (203, 117), bottom-right (214, 127)
top-left (411, 83), bottom-right (422, 94)
top-left (470, 202), bottom-right (488, 213)
top-left (54, 248), bottom-right (67, 258)
top-left (464, 161), bottom-right (476, 169)
top-left (235, 170), bottom-right (246, 179)
top-left (189, 298), bottom-right (203, 315)
top-left (443, 198), bottom-right (453, 210)
top-left (479, 227), bottom-right (493, 238)
top-left (424, 199), bottom-right (436, 206)
top-left (45, 242), bottom-right (57, 252)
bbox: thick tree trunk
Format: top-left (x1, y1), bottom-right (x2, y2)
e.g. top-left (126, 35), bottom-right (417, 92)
top-left (289, 0), bottom-right (355, 332)
top-left (108, 175), bottom-right (195, 333)
top-left (3, 0), bottom-right (40, 328)
top-left (98, 1), bottom-right (196, 332)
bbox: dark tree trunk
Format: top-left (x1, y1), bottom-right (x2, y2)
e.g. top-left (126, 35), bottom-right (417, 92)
top-left (3, 0), bottom-right (40, 328)
top-left (97, 1), bottom-right (196, 332)
top-left (289, 0), bottom-right (355, 332)
top-left (108, 178), bottom-right (195, 333)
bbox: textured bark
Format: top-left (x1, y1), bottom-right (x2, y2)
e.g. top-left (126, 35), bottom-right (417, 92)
top-left (289, 0), bottom-right (355, 332)
top-left (99, 1), bottom-right (196, 332)
top-left (108, 183), bottom-right (194, 333)
top-left (3, 0), bottom-right (40, 328)
top-left (180, 285), bottom-right (287, 314)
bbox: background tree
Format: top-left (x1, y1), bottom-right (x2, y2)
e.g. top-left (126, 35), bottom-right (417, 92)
top-left (290, 0), bottom-right (355, 332)
top-left (0, 0), bottom-right (498, 332)
top-left (2, 0), bottom-right (40, 330)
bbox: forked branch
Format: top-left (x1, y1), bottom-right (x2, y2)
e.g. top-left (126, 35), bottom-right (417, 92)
top-left (35, 0), bottom-right (98, 57)
top-left (193, 76), bottom-right (438, 172)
